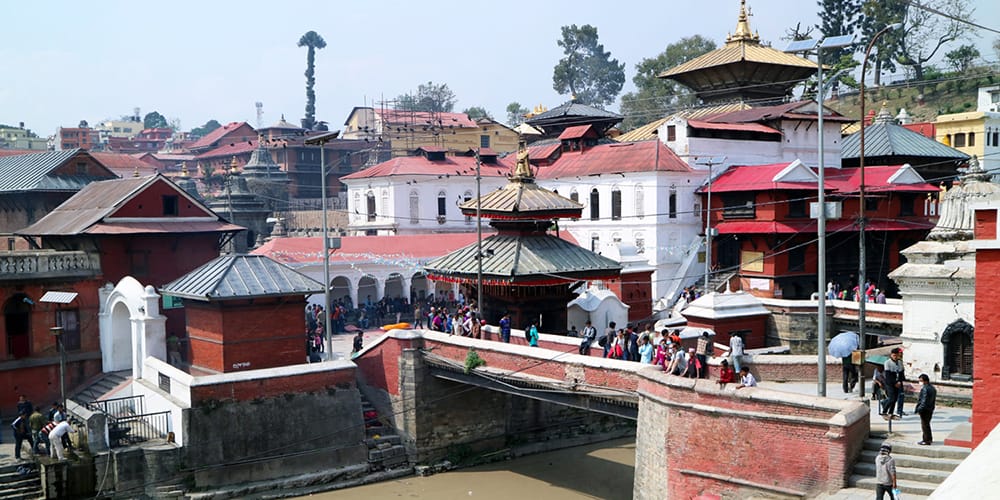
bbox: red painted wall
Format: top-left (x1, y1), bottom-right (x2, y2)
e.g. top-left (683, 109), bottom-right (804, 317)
top-left (605, 270), bottom-right (654, 323)
top-left (186, 298), bottom-right (306, 373)
top-left (0, 278), bottom-right (104, 415)
top-left (98, 234), bottom-right (222, 287)
top-left (114, 178), bottom-right (212, 218)
top-left (973, 239), bottom-right (1000, 446)
top-left (975, 208), bottom-right (997, 240)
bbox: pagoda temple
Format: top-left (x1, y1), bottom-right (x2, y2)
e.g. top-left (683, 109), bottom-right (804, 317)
top-left (425, 140), bottom-right (622, 331)
top-left (657, 0), bottom-right (816, 105)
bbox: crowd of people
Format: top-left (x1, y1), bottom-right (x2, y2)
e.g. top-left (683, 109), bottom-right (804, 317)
top-left (825, 280), bottom-right (887, 304)
top-left (9, 395), bottom-right (74, 461)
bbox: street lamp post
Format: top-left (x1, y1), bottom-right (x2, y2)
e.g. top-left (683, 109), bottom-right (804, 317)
top-left (475, 149), bottom-right (483, 314)
top-left (50, 326), bottom-right (66, 409)
top-left (786, 34), bottom-right (854, 397)
top-left (858, 23), bottom-right (903, 399)
top-left (304, 130), bottom-right (342, 359)
top-left (696, 156), bottom-right (726, 292)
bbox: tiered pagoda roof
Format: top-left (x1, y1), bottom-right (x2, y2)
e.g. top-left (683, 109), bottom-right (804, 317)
top-left (657, 0), bottom-right (816, 104)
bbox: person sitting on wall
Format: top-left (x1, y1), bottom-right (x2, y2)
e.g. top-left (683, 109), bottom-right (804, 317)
top-left (718, 359), bottom-right (736, 389)
top-left (736, 366), bottom-right (757, 389)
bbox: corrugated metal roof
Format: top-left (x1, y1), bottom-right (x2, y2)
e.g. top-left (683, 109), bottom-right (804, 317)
top-left (341, 153), bottom-right (511, 180)
top-left (0, 149), bottom-right (117, 193)
top-left (615, 103), bottom-right (754, 142)
top-left (526, 101), bottom-right (622, 123)
top-left (425, 233), bottom-right (621, 282)
top-left (85, 221), bottom-right (245, 234)
top-left (688, 120), bottom-right (780, 134)
top-left (659, 41), bottom-right (816, 79)
top-left (460, 178), bottom-right (582, 218)
top-left (161, 254), bottom-right (323, 301)
top-left (841, 121), bottom-right (970, 161)
top-left (39, 291), bottom-right (79, 304)
top-left (533, 140), bottom-right (691, 179)
top-left (17, 175), bottom-right (239, 236)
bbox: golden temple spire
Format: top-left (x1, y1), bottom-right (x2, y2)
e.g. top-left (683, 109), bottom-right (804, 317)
top-left (181, 161), bottom-right (189, 177)
top-left (726, 0), bottom-right (760, 44)
top-left (229, 156), bottom-right (240, 174)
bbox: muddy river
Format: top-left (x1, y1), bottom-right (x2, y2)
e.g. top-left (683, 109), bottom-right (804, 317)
top-left (304, 438), bottom-right (636, 500)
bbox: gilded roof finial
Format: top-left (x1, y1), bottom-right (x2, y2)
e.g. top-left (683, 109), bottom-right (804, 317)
top-left (181, 161), bottom-right (189, 177)
top-left (726, 0), bottom-right (760, 44)
top-left (229, 156), bottom-right (240, 174)
top-left (133, 165), bottom-right (140, 177)
top-left (874, 101), bottom-right (895, 124)
top-left (512, 137), bottom-right (533, 180)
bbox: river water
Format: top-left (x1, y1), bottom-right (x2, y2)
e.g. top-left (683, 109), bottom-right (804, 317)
top-left (305, 438), bottom-right (636, 500)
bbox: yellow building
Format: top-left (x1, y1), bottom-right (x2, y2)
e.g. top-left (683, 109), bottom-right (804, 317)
top-left (0, 124), bottom-right (48, 150)
top-left (342, 107), bottom-right (519, 156)
top-left (96, 119), bottom-right (145, 139)
top-left (935, 86), bottom-right (1000, 176)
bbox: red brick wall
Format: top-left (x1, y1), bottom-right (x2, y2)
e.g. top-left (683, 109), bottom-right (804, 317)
top-left (686, 315), bottom-right (767, 350)
top-left (189, 367), bottom-right (356, 404)
top-left (186, 299), bottom-right (306, 373)
top-left (353, 335), bottom-right (411, 396)
top-left (638, 375), bottom-right (867, 498)
top-left (974, 246), bottom-right (1000, 445)
top-left (975, 208), bottom-right (997, 240)
top-left (98, 234), bottom-right (222, 287)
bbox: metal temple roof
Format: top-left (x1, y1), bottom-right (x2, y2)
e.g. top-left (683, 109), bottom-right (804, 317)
top-left (161, 254), bottom-right (323, 301)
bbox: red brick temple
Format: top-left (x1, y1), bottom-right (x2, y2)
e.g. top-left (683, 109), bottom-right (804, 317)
top-left (425, 140), bottom-right (621, 331)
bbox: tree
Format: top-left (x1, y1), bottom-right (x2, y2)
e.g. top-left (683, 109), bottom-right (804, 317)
top-left (506, 102), bottom-right (529, 127)
top-left (895, 0), bottom-right (974, 80)
top-left (552, 24), bottom-right (626, 108)
top-left (816, 0), bottom-right (861, 63)
top-left (143, 111), bottom-right (168, 129)
top-left (618, 35), bottom-right (716, 130)
top-left (298, 30), bottom-right (327, 130)
top-left (463, 107), bottom-right (492, 121)
top-left (395, 81), bottom-right (457, 112)
top-left (858, 0), bottom-right (907, 86)
top-left (191, 119), bottom-right (222, 138)
top-left (945, 44), bottom-right (980, 73)
top-left (994, 36), bottom-right (1000, 64)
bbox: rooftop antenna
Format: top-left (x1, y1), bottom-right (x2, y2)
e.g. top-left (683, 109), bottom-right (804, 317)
top-left (255, 102), bottom-right (264, 129)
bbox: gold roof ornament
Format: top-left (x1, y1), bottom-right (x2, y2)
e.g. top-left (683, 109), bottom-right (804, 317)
top-left (512, 138), bottom-right (532, 180)
top-left (133, 165), bottom-right (140, 177)
top-left (181, 161), bottom-right (189, 177)
top-left (229, 156), bottom-right (240, 174)
top-left (726, 0), bottom-right (760, 44)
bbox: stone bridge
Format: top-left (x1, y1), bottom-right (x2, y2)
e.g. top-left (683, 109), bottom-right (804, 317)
top-left (354, 329), bottom-right (870, 499)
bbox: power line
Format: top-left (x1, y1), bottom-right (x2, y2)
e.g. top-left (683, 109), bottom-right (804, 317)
top-left (901, 0), bottom-right (1000, 35)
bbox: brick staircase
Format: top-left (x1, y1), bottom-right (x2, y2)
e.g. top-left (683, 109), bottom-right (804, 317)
top-left (848, 435), bottom-right (970, 497)
top-left (361, 397), bottom-right (408, 471)
top-left (0, 462), bottom-right (43, 500)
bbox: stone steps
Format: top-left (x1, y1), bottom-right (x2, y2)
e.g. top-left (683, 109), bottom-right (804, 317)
top-left (71, 370), bottom-right (130, 404)
top-left (359, 395), bottom-right (408, 471)
top-left (848, 437), bottom-right (970, 497)
top-left (0, 463), bottom-right (42, 500)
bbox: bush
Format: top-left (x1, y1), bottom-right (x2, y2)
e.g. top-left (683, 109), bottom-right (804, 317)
top-left (464, 349), bottom-right (486, 373)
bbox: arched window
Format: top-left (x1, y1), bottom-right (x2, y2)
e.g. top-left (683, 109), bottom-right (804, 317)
top-left (590, 188), bottom-right (600, 220)
top-left (409, 190), bottom-right (420, 224)
top-left (570, 189), bottom-right (579, 203)
top-left (941, 319), bottom-right (974, 380)
top-left (611, 187), bottom-right (622, 220)
top-left (437, 191), bottom-right (447, 223)
top-left (669, 185), bottom-right (677, 219)
top-left (353, 192), bottom-right (361, 220)
top-left (634, 185), bottom-right (644, 219)
top-left (366, 191), bottom-right (376, 222)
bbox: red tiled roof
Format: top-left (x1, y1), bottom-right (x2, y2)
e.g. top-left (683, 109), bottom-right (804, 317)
top-left (687, 120), bottom-right (781, 135)
top-left (715, 219), bottom-right (933, 234)
top-left (529, 143), bottom-right (561, 161)
top-left (86, 221), bottom-right (245, 234)
top-left (533, 140), bottom-right (691, 179)
top-left (903, 122), bottom-right (936, 139)
top-left (558, 124), bottom-right (596, 140)
top-left (708, 163), bottom-right (938, 194)
top-left (340, 154), bottom-right (512, 180)
top-left (253, 231), bottom-right (583, 266)
top-left (188, 122), bottom-right (253, 150)
top-left (378, 109), bottom-right (478, 129)
top-left (90, 152), bottom-right (158, 177)
top-left (705, 102), bottom-right (853, 124)
top-left (0, 149), bottom-right (41, 158)
top-left (416, 146), bottom-right (447, 153)
top-left (195, 140), bottom-right (257, 160)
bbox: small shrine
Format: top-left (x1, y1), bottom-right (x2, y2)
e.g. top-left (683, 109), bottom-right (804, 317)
top-left (160, 254), bottom-right (323, 373)
top-left (207, 157), bottom-right (272, 252)
top-left (425, 140), bottom-right (622, 331)
top-left (679, 290), bottom-right (771, 350)
top-left (242, 134), bottom-right (291, 212)
top-left (889, 156), bottom-right (1000, 382)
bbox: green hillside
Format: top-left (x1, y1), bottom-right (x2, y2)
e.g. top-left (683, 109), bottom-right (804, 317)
top-left (828, 68), bottom-right (999, 123)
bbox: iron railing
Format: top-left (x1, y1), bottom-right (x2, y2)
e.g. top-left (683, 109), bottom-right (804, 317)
top-left (86, 395), bottom-right (144, 417)
top-left (108, 410), bottom-right (171, 448)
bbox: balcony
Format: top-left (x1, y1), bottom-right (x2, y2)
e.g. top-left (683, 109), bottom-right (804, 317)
top-left (0, 250), bottom-right (101, 281)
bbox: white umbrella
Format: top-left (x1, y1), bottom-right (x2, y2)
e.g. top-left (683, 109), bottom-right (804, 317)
top-left (828, 331), bottom-right (860, 358)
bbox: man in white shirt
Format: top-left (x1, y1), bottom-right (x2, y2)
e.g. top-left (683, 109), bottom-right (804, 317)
top-left (48, 421), bottom-right (71, 460)
top-left (729, 333), bottom-right (745, 372)
top-left (736, 366), bottom-right (757, 389)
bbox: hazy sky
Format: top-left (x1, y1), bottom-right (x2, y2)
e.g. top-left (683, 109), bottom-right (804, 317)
top-left (3, 0), bottom-right (998, 136)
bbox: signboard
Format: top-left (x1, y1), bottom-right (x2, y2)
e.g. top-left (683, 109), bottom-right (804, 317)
top-left (740, 251), bottom-right (764, 272)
